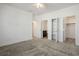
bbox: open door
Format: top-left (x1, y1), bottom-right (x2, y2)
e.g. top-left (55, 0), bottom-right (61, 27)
top-left (52, 18), bottom-right (59, 42)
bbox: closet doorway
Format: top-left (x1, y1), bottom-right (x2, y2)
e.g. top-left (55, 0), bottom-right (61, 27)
top-left (64, 16), bottom-right (76, 45)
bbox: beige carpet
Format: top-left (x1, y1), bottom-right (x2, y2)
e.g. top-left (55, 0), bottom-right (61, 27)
top-left (0, 39), bottom-right (79, 56)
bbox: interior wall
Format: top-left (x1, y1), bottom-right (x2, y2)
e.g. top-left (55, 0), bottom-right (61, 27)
top-left (65, 16), bottom-right (76, 23)
top-left (35, 4), bottom-right (79, 45)
top-left (0, 4), bottom-right (32, 47)
top-left (33, 20), bottom-right (42, 39)
top-left (42, 20), bottom-right (47, 31)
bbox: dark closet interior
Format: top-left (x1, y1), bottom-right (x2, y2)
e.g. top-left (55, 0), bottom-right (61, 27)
top-left (43, 30), bottom-right (47, 38)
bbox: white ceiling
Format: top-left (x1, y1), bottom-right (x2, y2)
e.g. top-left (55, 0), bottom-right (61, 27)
top-left (6, 3), bottom-right (78, 15)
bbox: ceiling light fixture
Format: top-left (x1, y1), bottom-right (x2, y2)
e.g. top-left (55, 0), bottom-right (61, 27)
top-left (33, 3), bottom-right (45, 8)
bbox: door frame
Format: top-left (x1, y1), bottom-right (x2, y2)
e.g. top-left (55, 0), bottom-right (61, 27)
top-left (51, 18), bottom-right (59, 42)
top-left (41, 20), bottom-right (48, 39)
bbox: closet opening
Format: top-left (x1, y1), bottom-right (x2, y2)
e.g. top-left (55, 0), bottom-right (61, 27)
top-left (64, 16), bottom-right (76, 45)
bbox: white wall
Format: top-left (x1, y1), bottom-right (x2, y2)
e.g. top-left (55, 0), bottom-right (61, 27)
top-left (47, 19), bottom-right (52, 40)
top-left (42, 20), bottom-right (47, 31)
top-left (35, 4), bottom-right (79, 45)
top-left (0, 4), bottom-right (32, 47)
top-left (33, 20), bottom-right (42, 38)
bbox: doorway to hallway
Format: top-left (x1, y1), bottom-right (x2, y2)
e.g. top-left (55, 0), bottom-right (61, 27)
top-left (41, 20), bottom-right (48, 39)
